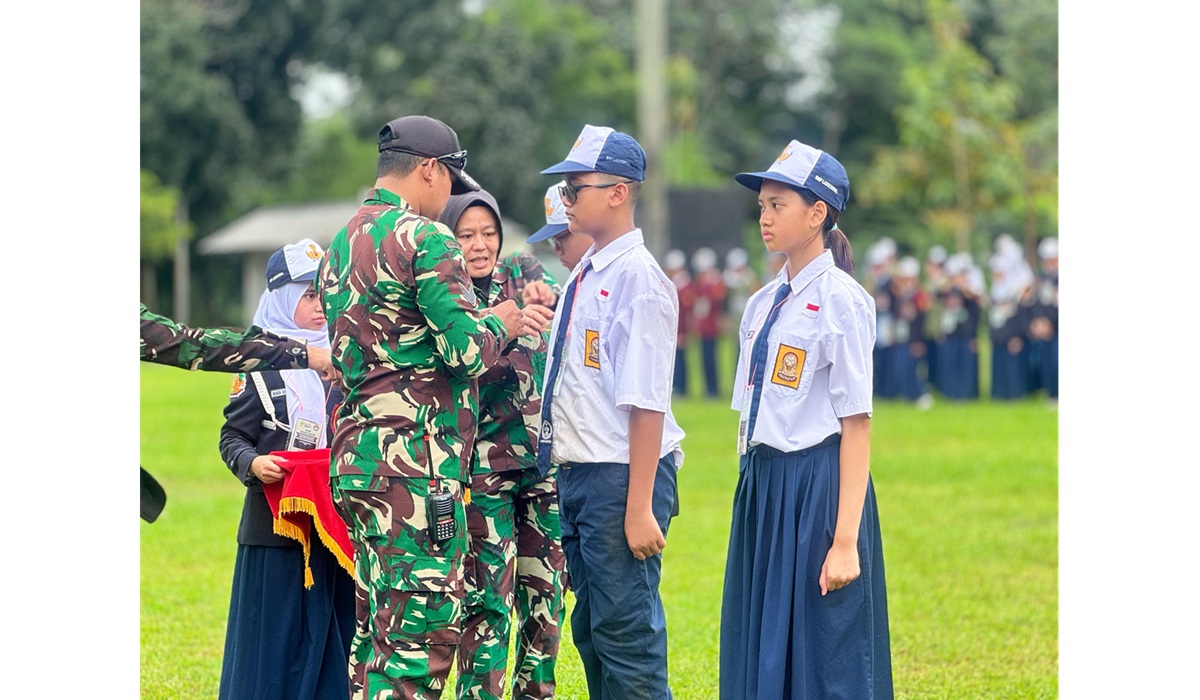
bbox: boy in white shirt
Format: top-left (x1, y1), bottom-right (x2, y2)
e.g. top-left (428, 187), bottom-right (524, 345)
top-left (534, 124), bottom-right (685, 699)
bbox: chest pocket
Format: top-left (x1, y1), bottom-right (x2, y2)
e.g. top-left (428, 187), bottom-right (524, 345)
top-left (766, 331), bottom-right (819, 398)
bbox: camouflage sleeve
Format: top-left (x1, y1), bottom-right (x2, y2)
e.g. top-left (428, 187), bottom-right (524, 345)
top-left (411, 223), bottom-right (508, 378)
top-left (139, 304), bottom-right (308, 372)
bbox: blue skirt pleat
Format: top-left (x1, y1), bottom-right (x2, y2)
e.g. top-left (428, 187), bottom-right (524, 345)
top-left (218, 543), bottom-right (356, 700)
top-left (720, 442), bottom-right (893, 700)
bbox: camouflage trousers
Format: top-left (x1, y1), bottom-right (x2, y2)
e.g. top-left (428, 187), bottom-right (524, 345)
top-left (455, 467), bottom-right (566, 700)
top-left (332, 474), bottom-right (469, 700)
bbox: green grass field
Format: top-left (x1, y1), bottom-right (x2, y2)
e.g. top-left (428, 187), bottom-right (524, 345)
top-left (140, 352), bottom-right (1057, 699)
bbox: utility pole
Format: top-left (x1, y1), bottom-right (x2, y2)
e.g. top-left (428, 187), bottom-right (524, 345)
top-left (637, 0), bottom-right (669, 260)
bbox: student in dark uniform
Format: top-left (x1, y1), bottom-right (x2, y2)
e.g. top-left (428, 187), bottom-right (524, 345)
top-left (987, 244), bottom-right (1034, 400)
top-left (934, 253), bottom-right (983, 400)
top-left (885, 255), bottom-right (929, 402)
top-left (921, 245), bottom-right (948, 397)
top-left (216, 240), bottom-right (355, 700)
top-left (865, 239), bottom-right (896, 398)
top-left (1024, 237), bottom-right (1059, 402)
top-left (722, 140), bottom-right (892, 700)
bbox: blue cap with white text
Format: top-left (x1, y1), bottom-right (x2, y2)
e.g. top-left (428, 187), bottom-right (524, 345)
top-left (541, 125), bottom-right (646, 182)
top-left (735, 140), bottom-right (850, 214)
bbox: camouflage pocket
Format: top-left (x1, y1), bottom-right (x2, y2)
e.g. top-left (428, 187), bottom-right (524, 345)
top-left (382, 589), bottom-right (462, 646)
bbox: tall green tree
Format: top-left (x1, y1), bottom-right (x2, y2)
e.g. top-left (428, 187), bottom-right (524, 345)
top-left (140, 170), bottom-right (192, 310)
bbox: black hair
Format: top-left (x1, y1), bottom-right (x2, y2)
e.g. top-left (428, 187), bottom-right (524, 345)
top-left (793, 187), bottom-right (854, 276)
top-left (377, 150), bottom-right (425, 179)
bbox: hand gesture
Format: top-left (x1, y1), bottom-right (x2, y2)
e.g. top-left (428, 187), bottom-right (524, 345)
top-left (250, 454), bottom-right (286, 484)
top-left (521, 304), bottom-right (555, 336)
top-left (522, 281), bottom-right (558, 309)
top-left (307, 346), bottom-right (341, 383)
top-left (819, 540), bottom-right (861, 595)
top-left (488, 299), bottom-right (524, 338)
top-left (625, 508), bottom-right (666, 561)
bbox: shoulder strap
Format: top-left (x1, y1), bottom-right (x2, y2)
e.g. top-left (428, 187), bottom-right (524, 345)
top-left (250, 373), bottom-right (290, 432)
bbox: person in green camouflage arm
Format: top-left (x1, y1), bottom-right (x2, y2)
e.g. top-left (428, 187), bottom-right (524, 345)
top-left (139, 302), bottom-right (337, 524)
top-left (438, 190), bottom-right (565, 700)
top-left (139, 303), bottom-right (336, 378)
top-left (319, 115), bottom-right (533, 700)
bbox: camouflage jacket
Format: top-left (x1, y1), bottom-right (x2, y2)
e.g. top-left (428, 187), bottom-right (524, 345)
top-left (139, 304), bottom-right (308, 372)
top-left (473, 253), bottom-right (557, 473)
top-left (319, 188), bottom-right (511, 483)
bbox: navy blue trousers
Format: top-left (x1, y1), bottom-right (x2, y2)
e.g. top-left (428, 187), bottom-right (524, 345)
top-left (558, 456), bottom-right (678, 700)
top-left (720, 438), bottom-right (893, 700)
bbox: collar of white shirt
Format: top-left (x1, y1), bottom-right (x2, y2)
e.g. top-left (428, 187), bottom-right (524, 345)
top-left (773, 248), bottom-right (835, 296)
top-left (578, 228), bottom-right (644, 274)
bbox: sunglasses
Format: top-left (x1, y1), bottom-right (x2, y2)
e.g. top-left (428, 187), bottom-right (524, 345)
top-left (385, 147), bottom-right (468, 171)
top-left (558, 179), bottom-right (635, 205)
top-left (550, 232), bottom-right (568, 253)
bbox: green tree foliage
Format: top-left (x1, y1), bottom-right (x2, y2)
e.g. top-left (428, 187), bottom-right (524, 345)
top-left (140, 169), bottom-right (192, 308)
top-left (854, 0), bottom-right (1055, 260)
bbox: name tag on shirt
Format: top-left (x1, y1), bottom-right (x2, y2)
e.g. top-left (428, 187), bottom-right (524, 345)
top-left (288, 407), bottom-right (324, 451)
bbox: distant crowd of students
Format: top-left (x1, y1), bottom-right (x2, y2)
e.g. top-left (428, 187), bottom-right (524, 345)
top-left (664, 232), bottom-right (1059, 405)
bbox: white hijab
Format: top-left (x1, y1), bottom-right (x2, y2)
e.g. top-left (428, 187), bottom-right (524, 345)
top-left (251, 281), bottom-right (331, 444)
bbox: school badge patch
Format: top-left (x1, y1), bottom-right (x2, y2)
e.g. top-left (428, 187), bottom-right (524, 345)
top-left (230, 373), bottom-right (246, 398)
top-left (584, 329), bottom-right (601, 369)
top-left (771, 344), bottom-right (805, 388)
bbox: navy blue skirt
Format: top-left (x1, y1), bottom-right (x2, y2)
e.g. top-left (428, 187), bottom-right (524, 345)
top-left (218, 543), bottom-right (356, 700)
top-left (720, 437), bottom-right (893, 700)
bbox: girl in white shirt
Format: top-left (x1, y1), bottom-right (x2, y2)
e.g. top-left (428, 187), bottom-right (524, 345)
top-left (720, 140), bottom-right (893, 700)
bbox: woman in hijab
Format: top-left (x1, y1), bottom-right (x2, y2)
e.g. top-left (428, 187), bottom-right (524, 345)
top-left (216, 239), bottom-right (355, 700)
top-left (437, 190), bottom-right (565, 700)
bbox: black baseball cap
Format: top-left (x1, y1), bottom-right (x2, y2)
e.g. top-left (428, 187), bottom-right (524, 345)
top-left (378, 115), bottom-right (480, 195)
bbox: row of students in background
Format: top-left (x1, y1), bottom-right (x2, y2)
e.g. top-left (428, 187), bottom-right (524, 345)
top-left (863, 233), bottom-right (1058, 405)
top-left (665, 246), bottom-right (763, 399)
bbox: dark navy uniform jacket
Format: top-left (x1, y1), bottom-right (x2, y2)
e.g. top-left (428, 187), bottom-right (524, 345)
top-left (218, 370), bottom-right (341, 546)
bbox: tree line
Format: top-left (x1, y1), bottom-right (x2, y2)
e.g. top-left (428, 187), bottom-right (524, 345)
top-left (141, 0), bottom-right (1057, 324)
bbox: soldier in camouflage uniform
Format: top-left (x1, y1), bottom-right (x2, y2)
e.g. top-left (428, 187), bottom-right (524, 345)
top-left (140, 302), bottom-right (335, 377)
top-left (438, 190), bottom-right (565, 700)
top-left (318, 115), bottom-right (528, 700)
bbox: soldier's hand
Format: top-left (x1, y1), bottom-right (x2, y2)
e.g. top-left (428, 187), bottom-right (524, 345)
top-left (489, 299), bottom-right (524, 339)
top-left (521, 304), bottom-right (555, 336)
top-left (522, 281), bottom-right (558, 309)
top-left (250, 454), bottom-right (286, 484)
top-left (307, 346), bottom-right (341, 383)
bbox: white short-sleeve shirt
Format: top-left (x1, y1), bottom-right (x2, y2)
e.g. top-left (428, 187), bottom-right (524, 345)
top-left (731, 249), bottom-right (876, 453)
top-left (545, 229), bottom-right (686, 467)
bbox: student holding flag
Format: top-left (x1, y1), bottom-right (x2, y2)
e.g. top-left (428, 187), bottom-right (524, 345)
top-left (721, 141), bottom-right (893, 699)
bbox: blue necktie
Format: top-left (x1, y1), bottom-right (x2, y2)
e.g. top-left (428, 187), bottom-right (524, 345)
top-left (536, 262), bottom-right (590, 476)
top-left (745, 281), bottom-right (792, 444)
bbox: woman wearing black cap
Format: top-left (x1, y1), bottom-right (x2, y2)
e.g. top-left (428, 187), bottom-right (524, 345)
top-left (437, 190), bottom-right (565, 700)
top-left (721, 141), bottom-right (893, 699)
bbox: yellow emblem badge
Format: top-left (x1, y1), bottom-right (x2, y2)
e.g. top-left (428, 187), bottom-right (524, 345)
top-left (584, 329), bottom-right (601, 369)
top-left (771, 344), bottom-right (805, 388)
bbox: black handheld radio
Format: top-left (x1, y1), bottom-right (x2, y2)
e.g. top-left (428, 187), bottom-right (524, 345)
top-left (424, 434), bottom-right (456, 544)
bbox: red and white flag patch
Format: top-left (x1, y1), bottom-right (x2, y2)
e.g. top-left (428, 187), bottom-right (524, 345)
top-left (803, 302), bottom-right (820, 318)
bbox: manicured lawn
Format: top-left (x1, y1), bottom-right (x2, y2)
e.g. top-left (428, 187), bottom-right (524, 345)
top-left (141, 359), bottom-right (1057, 699)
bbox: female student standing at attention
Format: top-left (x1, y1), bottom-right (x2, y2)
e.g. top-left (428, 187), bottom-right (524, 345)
top-left (721, 141), bottom-right (893, 700)
top-left (217, 240), bottom-right (355, 700)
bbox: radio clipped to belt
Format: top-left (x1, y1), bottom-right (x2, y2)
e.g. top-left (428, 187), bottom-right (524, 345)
top-left (423, 433), bottom-right (456, 545)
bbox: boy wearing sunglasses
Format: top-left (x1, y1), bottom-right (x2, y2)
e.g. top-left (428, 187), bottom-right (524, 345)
top-left (534, 124), bottom-right (685, 699)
